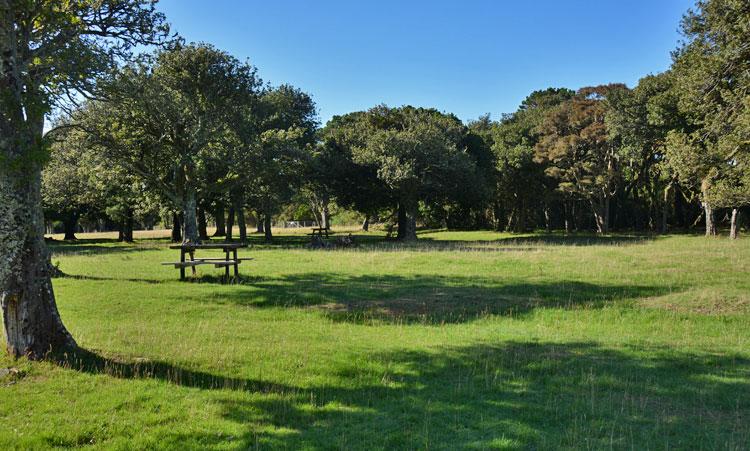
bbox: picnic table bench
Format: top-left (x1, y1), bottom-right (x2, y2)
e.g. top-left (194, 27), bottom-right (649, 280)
top-left (163, 243), bottom-right (251, 281)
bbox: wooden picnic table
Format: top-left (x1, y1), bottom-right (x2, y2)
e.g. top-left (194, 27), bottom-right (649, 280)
top-left (163, 242), bottom-right (250, 281)
top-left (309, 227), bottom-right (332, 238)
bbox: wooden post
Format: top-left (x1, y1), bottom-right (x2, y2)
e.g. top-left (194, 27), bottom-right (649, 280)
top-left (233, 248), bottom-right (239, 278)
top-left (224, 247), bottom-right (230, 280)
top-left (189, 250), bottom-right (196, 276)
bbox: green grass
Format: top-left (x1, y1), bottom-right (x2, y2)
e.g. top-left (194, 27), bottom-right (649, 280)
top-left (1, 230), bottom-right (749, 449)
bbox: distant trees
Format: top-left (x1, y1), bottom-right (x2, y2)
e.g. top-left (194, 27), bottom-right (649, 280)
top-left (321, 106), bottom-right (480, 241)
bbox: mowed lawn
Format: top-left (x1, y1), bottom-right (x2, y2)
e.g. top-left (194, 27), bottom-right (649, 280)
top-left (1, 230), bottom-right (749, 449)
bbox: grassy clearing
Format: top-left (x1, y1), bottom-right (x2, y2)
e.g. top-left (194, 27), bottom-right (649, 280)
top-left (1, 230), bottom-right (749, 449)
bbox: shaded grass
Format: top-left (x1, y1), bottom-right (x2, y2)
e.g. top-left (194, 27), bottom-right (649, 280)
top-left (1, 231), bottom-right (749, 449)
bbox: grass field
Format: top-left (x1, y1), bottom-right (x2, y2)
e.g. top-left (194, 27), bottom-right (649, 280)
top-left (1, 230), bottom-right (749, 449)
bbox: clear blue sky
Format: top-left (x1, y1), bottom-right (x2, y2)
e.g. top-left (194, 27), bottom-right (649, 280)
top-left (156, 0), bottom-right (695, 125)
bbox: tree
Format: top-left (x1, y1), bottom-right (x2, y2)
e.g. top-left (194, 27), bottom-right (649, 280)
top-left (88, 43), bottom-right (261, 244)
top-left (42, 131), bottom-right (95, 240)
top-left (535, 85), bottom-right (628, 233)
top-left (492, 89), bottom-right (574, 232)
top-left (0, 0), bottom-right (169, 358)
top-left (324, 105), bottom-right (478, 241)
top-left (666, 0), bottom-right (750, 237)
top-left (242, 85), bottom-right (318, 242)
top-left (607, 72), bottom-right (687, 232)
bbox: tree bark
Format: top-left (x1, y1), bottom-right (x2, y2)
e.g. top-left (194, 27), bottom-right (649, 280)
top-left (661, 183), bottom-right (671, 234)
top-left (321, 203), bottom-right (330, 229)
top-left (398, 198), bottom-right (418, 241)
top-left (730, 208), bottom-right (740, 240)
top-left (197, 207), bottom-right (209, 241)
top-left (226, 206), bottom-right (235, 241)
top-left (181, 185), bottom-right (200, 244)
top-left (212, 205), bottom-right (226, 237)
top-left (62, 214), bottom-right (78, 241)
top-left (703, 203), bottom-right (716, 236)
top-left (236, 204), bottom-right (247, 242)
top-left (591, 196), bottom-right (610, 234)
top-left (1, 167), bottom-right (77, 358)
top-left (256, 212), bottom-right (264, 233)
top-left (119, 209), bottom-right (134, 243)
top-left (362, 215), bottom-right (370, 232)
top-left (171, 212), bottom-right (182, 243)
top-left (264, 214), bottom-right (273, 242)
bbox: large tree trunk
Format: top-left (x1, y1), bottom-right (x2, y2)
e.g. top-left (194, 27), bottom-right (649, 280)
top-left (119, 209), bottom-right (134, 243)
top-left (212, 205), bottom-right (226, 237)
top-left (226, 206), bottom-right (235, 241)
top-left (181, 185), bottom-right (200, 244)
top-left (398, 198), bottom-right (418, 242)
top-left (171, 212), bottom-right (182, 243)
top-left (264, 214), bottom-right (273, 242)
top-left (236, 204), bottom-right (247, 242)
top-left (197, 207), bottom-right (209, 241)
top-left (321, 203), bottom-right (330, 229)
top-left (1, 167), bottom-right (77, 358)
top-left (703, 203), bottom-right (716, 236)
top-left (701, 179), bottom-right (716, 237)
top-left (62, 213), bottom-right (78, 241)
top-left (730, 208), bottom-right (740, 240)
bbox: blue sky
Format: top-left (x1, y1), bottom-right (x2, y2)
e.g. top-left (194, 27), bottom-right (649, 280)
top-left (156, 0), bottom-right (696, 124)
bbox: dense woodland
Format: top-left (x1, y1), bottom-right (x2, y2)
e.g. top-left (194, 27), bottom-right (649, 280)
top-left (39, 1), bottom-right (750, 244)
top-left (1, 0), bottom-right (749, 358)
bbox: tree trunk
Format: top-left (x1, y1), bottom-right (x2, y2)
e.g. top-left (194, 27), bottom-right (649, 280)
top-left (213, 205), bottom-right (226, 237)
top-left (730, 208), bottom-right (740, 240)
top-left (236, 204), bottom-right (247, 242)
top-left (661, 184), bottom-right (671, 234)
top-left (197, 207), bottom-right (209, 241)
top-left (362, 215), bottom-right (370, 232)
top-left (321, 203), bottom-right (330, 229)
top-left (591, 196), bottom-right (610, 234)
top-left (264, 214), bottom-right (273, 242)
top-left (1, 167), bottom-right (77, 358)
top-left (398, 198), bottom-right (418, 241)
top-left (181, 185), bottom-right (200, 244)
top-left (226, 206), bottom-right (235, 241)
top-left (701, 179), bottom-right (716, 237)
top-left (171, 212), bottom-right (182, 243)
top-left (256, 212), bottom-right (264, 233)
top-left (62, 214), bottom-right (78, 241)
top-left (703, 203), bottom-right (716, 236)
top-left (120, 209), bottom-right (134, 243)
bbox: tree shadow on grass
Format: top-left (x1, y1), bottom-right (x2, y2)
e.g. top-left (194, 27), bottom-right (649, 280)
top-left (139, 341), bottom-right (750, 449)
top-left (52, 347), bottom-right (291, 394)
top-left (196, 273), bottom-right (673, 324)
top-left (48, 241), bottom-right (160, 256)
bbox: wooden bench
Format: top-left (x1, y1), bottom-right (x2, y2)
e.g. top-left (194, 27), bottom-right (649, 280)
top-left (165, 243), bottom-right (250, 281)
top-left (308, 227), bottom-right (332, 238)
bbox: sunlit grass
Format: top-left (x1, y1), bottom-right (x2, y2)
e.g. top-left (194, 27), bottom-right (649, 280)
top-left (1, 230), bottom-right (749, 449)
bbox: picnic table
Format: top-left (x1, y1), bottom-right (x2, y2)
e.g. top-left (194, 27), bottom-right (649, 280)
top-left (163, 243), bottom-right (251, 281)
top-left (309, 226), bottom-right (332, 238)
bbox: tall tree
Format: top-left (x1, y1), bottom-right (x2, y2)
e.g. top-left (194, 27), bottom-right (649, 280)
top-left (666, 0), bottom-right (750, 237)
top-left (0, 0), bottom-right (169, 358)
top-left (88, 44), bottom-right (261, 243)
top-left (535, 85), bottom-right (628, 233)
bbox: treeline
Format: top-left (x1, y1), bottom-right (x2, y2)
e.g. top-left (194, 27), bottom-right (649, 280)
top-left (45, 0), bottom-right (749, 242)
